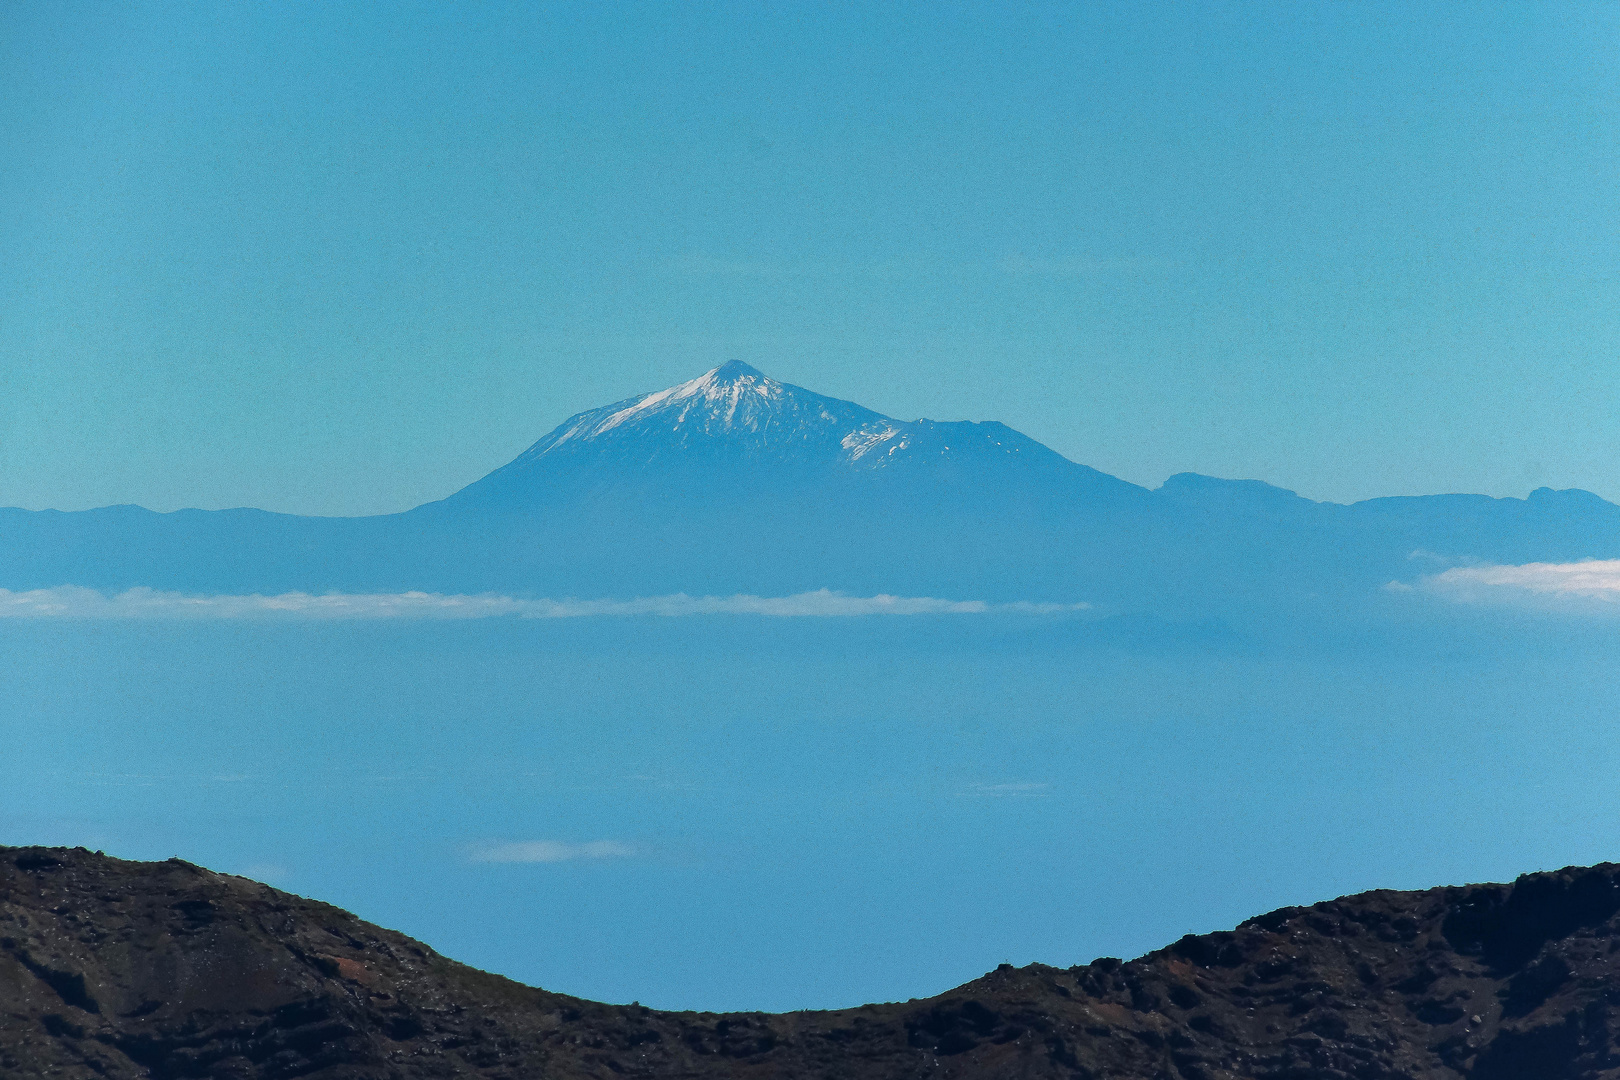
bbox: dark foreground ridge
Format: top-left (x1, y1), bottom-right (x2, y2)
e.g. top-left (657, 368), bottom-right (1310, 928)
top-left (5, 848), bottom-right (1620, 1079)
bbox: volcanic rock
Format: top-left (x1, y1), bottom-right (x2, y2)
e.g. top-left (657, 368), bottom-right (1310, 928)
top-left (4, 846), bottom-right (1620, 1078)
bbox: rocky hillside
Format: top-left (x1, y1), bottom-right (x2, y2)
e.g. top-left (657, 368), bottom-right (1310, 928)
top-left (4, 847), bottom-right (1619, 1079)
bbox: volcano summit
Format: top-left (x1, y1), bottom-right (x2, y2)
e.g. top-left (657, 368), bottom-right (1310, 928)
top-left (439, 360), bottom-right (1130, 510)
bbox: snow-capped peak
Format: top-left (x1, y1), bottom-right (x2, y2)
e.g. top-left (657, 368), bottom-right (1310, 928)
top-left (522, 361), bottom-right (845, 460)
top-left (710, 359), bottom-right (766, 383)
top-left (452, 361), bottom-right (1084, 505)
top-left (571, 361), bottom-right (783, 443)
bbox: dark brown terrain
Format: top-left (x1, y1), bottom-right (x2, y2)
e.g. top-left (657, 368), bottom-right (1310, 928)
top-left (4, 847), bottom-right (1620, 1079)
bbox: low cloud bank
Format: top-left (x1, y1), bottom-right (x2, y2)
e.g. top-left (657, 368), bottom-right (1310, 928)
top-left (468, 840), bottom-right (636, 864)
top-left (1417, 559), bottom-right (1620, 611)
top-left (0, 586), bottom-right (1088, 620)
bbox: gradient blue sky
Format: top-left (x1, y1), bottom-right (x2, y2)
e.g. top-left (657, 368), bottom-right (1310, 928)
top-left (3, 1), bottom-right (1617, 516)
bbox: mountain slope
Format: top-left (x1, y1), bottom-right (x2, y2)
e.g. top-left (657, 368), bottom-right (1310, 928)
top-left (438, 360), bottom-right (1137, 509)
top-left (6, 846), bottom-right (1620, 1079)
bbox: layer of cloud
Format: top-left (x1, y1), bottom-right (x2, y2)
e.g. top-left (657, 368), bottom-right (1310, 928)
top-left (1416, 559), bottom-right (1620, 612)
top-left (468, 840), bottom-right (636, 864)
top-left (0, 586), bottom-right (1088, 620)
top-left (966, 782), bottom-right (1051, 798)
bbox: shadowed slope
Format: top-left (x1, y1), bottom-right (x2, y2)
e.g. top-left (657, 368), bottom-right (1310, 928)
top-left (6, 846), bottom-right (1620, 1079)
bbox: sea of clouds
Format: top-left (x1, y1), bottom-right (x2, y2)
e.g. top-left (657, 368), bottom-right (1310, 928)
top-left (0, 586), bottom-right (1087, 620)
top-left (11, 562), bottom-right (1618, 620)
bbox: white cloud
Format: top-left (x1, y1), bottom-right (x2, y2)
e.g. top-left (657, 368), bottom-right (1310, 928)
top-left (468, 840), bottom-right (636, 864)
top-left (0, 586), bottom-right (1088, 620)
top-left (1419, 559), bottom-right (1620, 612)
top-left (967, 782), bottom-right (1051, 798)
top-left (0, 586), bottom-right (522, 619)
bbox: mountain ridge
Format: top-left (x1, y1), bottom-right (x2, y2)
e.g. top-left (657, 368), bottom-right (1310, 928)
top-left (6, 845), bottom-right (1620, 1079)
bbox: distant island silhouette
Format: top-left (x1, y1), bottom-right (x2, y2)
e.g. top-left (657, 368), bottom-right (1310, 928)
top-left (2, 364), bottom-right (1615, 618)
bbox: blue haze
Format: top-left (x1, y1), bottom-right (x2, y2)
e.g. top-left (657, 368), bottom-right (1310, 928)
top-left (6, 613), bottom-right (1619, 1012)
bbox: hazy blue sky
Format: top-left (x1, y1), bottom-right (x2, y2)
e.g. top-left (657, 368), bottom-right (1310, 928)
top-left (4, 1), bottom-right (1617, 515)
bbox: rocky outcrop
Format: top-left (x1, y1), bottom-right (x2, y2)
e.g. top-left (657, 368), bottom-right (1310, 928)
top-left (4, 846), bottom-right (1619, 1078)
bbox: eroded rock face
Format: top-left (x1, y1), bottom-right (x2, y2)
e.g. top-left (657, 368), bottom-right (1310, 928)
top-left (4, 846), bottom-right (1620, 1079)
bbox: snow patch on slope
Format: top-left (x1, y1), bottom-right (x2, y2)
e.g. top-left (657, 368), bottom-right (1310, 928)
top-left (840, 424), bottom-right (907, 461)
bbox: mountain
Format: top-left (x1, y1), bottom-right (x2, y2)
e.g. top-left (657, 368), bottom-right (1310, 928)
top-left (446, 360), bottom-right (1120, 502)
top-left (430, 358), bottom-right (1143, 574)
top-left (1, 362), bottom-right (1618, 609)
top-left (7, 845), bottom-right (1620, 1079)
